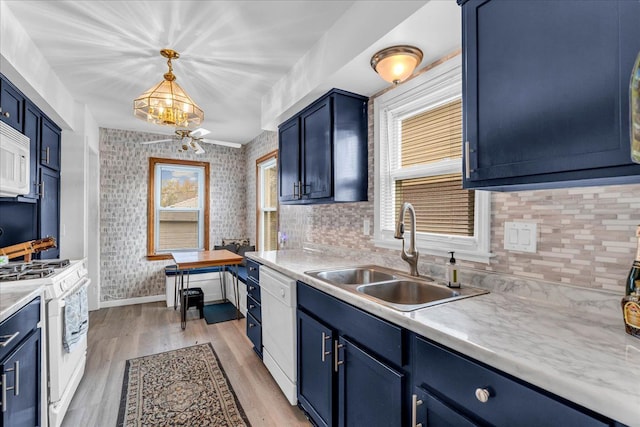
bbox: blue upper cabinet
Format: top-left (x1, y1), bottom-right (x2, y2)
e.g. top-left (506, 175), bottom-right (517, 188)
top-left (0, 76), bottom-right (24, 132)
top-left (278, 89), bottom-right (368, 204)
top-left (460, 0), bottom-right (640, 190)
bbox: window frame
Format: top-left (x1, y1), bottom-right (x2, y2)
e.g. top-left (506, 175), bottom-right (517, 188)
top-left (373, 56), bottom-right (492, 263)
top-left (147, 157), bottom-right (210, 260)
top-left (256, 150), bottom-right (278, 251)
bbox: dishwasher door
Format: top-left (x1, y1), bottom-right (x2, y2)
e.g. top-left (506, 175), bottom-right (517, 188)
top-left (260, 266), bottom-right (297, 405)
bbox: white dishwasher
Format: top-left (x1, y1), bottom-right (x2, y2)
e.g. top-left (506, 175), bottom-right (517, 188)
top-left (260, 266), bottom-right (297, 405)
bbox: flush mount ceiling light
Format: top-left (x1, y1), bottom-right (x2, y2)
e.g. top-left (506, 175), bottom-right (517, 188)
top-left (133, 49), bottom-right (204, 128)
top-left (370, 45), bottom-right (424, 85)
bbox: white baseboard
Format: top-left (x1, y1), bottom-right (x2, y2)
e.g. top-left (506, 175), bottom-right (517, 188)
top-left (100, 294), bottom-right (165, 308)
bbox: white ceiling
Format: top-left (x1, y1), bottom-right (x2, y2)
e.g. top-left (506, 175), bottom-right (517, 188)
top-left (3, 0), bottom-right (460, 144)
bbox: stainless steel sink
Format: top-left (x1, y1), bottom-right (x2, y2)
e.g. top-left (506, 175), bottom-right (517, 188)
top-left (305, 265), bottom-right (489, 311)
top-left (306, 266), bottom-right (396, 285)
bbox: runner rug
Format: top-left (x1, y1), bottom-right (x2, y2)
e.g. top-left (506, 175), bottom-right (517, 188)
top-left (117, 343), bottom-right (250, 426)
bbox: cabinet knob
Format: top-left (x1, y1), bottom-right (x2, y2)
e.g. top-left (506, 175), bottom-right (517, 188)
top-left (249, 304), bottom-right (255, 309)
top-left (248, 323), bottom-right (256, 328)
top-left (249, 285), bottom-right (256, 291)
top-left (2, 111), bottom-right (9, 118)
top-left (475, 387), bottom-right (491, 403)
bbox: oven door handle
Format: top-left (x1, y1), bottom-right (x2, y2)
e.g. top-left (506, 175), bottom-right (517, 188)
top-left (51, 277), bottom-right (91, 312)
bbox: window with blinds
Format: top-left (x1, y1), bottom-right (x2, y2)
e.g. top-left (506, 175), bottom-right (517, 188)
top-left (394, 99), bottom-right (475, 237)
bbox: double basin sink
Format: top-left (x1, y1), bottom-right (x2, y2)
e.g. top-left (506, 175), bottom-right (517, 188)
top-left (305, 265), bottom-right (488, 311)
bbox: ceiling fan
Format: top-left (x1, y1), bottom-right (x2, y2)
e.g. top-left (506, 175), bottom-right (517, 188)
top-left (141, 128), bottom-right (241, 154)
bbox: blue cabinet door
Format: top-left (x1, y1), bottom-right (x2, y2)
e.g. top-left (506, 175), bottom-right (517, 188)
top-left (40, 116), bottom-right (61, 172)
top-left (278, 118), bottom-right (301, 202)
top-left (0, 76), bottom-right (24, 132)
top-left (337, 336), bottom-right (404, 427)
top-left (1, 329), bottom-right (41, 427)
top-left (23, 102), bottom-right (41, 200)
top-left (301, 97), bottom-right (332, 200)
top-left (297, 310), bottom-right (334, 427)
top-left (413, 386), bottom-right (480, 427)
top-left (38, 167), bottom-right (59, 259)
top-left (461, 0), bottom-right (640, 190)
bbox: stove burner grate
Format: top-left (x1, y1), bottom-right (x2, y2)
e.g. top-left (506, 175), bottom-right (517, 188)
top-left (0, 259), bottom-right (70, 282)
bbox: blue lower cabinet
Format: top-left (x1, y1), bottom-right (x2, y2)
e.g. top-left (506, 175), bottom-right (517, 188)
top-left (297, 310), bottom-right (334, 427)
top-left (246, 312), bottom-right (262, 358)
top-left (413, 386), bottom-right (480, 427)
top-left (337, 336), bottom-right (404, 427)
top-left (1, 329), bottom-right (41, 427)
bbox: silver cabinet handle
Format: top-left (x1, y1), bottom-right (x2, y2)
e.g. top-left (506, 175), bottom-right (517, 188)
top-left (321, 332), bottom-right (331, 362)
top-left (411, 394), bottom-right (424, 427)
top-left (38, 180), bottom-right (45, 199)
top-left (465, 141), bottom-right (471, 179)
top-left (248, 322), bottom-right (256, 328)
top-left (248, 266), bottom-right (256, 271)
top-left (293, 182), bottom-right (299, 199)
top-left (0, 332), bottom-right (19, 348)
top-left (248, 285), bottom-right (256, 291)
top-left (42, 146), bottom-right (50, 164)
top-left (5, 361), bottom-right (19, 396)
top-left (334, 340), bottom-right (344, 372)
top-left (475, 387), bottom-right (491, 403)
top-left (249, 304), bottom-right (255, 309)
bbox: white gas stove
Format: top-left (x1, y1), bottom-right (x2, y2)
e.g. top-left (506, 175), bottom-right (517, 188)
top-left (0, 258), bottom-right (89, 427)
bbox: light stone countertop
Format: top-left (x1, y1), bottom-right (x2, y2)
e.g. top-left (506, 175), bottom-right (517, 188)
top-left (247, 249), bottom-right (640, 427)
top-left (0, 284), bottom-right (44, 323)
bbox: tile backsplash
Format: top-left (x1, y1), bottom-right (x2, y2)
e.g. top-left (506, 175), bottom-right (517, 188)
top-left (276, 103), bottom-right (640, 295)
top-left (99, 128), bottom-right (246, 301)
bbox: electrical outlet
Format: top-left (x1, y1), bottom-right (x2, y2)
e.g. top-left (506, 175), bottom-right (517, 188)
top-left (504, 222), bottom-right (537, 253)
top-left (363, 219), bottom-right (370, 236)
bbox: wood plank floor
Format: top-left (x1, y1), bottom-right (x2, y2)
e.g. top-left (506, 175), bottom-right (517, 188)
top-left (62, 302), bottom-right (311, 427)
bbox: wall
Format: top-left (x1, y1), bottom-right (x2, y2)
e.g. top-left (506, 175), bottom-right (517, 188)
top-left (277, 103), bottom-right (640, 296)
top-left (244, 131), bottom-right (278, 247)
top-left (99, 128), bottom-right (246, 302)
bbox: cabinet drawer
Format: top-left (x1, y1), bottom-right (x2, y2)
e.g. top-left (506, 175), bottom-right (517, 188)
top-left (246, 259), bottom-right (260, 282)
top-left (247, 294), bottom-right (261, 322)
top-left (247, 277), bottom-right (260, 302)
top-left (413, 335), bottom-right (609, 427)
top-left (246, 312), bottom-right (262, 353)
top-left (0, 297), bottom-right (40, 361)
top-left (298, 282), bottom-right (403, 366)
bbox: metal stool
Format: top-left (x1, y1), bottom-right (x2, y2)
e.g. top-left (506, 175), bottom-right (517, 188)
top-left (179, 287), bottom-right (204, 319)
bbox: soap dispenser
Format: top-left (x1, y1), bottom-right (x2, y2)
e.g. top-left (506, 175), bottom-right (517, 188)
top-left (446, 251), bottom-right (460, 288)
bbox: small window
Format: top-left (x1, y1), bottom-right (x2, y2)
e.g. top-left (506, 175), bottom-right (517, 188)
top-left (147, 157), bottom-right (210, 259)
top-left (374, 56), bottom-right (491, 263)
top-left (257, 151), bottom-right (278, 251)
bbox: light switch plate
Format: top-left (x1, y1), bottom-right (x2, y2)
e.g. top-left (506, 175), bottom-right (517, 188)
top-left (504, 222), bottom-right (537, 253)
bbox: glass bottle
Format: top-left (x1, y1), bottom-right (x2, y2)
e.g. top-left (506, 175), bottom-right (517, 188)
top-left (631, 51), bottom-right (640, 163)
top-left (622, 225), bottom-right (640, 338)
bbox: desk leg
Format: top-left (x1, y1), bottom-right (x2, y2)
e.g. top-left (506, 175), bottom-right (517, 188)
top-left (234, 264), bottom-right (240, 320)
top-left (180, 270), bottom-right (190, 330)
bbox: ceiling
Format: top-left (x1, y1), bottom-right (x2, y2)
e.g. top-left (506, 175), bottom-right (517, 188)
top-left (3, 0), bottom-right (460, 144)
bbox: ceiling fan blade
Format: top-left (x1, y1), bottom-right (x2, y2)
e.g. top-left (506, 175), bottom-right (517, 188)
top-left (200, 138), bottom-right (242, 149)
top-left (141, 138), bottom-right (174, 145)
top-left (190, 128), bottom-right (211, 138)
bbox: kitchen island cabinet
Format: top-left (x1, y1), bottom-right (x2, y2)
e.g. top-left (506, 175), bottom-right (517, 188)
top-left (278, 89), bottom-right (368, 204)
top-left (459, 0), bottom-right (640, 190)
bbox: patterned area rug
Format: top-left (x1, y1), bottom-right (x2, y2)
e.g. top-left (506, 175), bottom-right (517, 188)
top-left (117, 343), bottom-right (250, 426)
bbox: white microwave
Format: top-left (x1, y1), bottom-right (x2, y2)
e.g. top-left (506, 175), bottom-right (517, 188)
top-left (0, 121), bottom-right (30, 197)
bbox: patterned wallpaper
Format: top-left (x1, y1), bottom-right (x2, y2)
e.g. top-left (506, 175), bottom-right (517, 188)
top-left (99, 128), bottom-right (246, 301)
top-left (276, 103), bottom-right (640, 295)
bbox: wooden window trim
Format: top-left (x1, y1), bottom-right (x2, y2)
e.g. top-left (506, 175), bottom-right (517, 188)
top-left (147, 157), bottom-right (210, 259)
top-left (255, 150), bottom-right (278, 251)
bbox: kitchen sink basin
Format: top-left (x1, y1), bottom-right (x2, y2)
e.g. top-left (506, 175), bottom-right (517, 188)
top-left (305, 265), bottom-right (489, 311)
top-left (306, 266), bottom-right (396, 285)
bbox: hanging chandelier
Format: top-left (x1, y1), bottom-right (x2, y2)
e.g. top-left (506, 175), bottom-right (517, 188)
top-left (133, 49), bottom-right (204, 128)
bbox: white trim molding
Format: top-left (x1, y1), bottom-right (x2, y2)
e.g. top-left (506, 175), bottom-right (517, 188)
top-left (373, 56), bottom-right (493, 264)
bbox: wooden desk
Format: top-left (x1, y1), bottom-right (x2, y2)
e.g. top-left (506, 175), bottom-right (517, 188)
top-left (171, 250), bottom-right (244, 330)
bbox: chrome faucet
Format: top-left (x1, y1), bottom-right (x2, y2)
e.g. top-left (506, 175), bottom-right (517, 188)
top-left (394, 202), bottom-right (419, 277)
